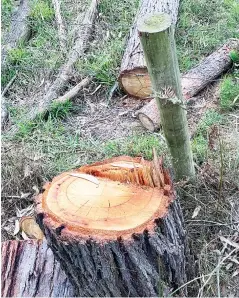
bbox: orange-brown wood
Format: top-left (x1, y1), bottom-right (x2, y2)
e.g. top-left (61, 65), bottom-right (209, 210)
top-left (120, 69), bottom-right (152, 99)
top-left (36, 156), bottom-right (174, 240)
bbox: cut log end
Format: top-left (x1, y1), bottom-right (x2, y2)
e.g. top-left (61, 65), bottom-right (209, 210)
top-left (138, 13), bottom-right (172, 33)
top-left (119, 68), bottom-right (152, 98)
top-left (36, 156), bottom-right (174, 241)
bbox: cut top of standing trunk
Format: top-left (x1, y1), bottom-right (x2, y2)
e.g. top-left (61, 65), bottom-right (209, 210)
top-left (36, 156), bottom-right (174, 242)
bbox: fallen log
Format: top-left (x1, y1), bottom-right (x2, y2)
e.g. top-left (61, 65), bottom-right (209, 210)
top-left (30, 0), bottom-right (98, 121)
top-left (1, 0), bottom-right (31, 68)
top-left (1, 240), bottom-right (76, 297)
top-left (136, 39), bottom-right (239, 131)
top-left (118, 0), bottom-right (180, 98)
top-left (36, 155), bottom-right (192, 297)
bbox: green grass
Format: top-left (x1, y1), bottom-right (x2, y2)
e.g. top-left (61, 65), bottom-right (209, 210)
top-left (176, 0), bottom-right (239, 72)
top-left (192, 109), bottom-right (224, 163)
top-left (2, 0), bottom-right (63, 89)
top-left (219, 72), bottom-right (239, 110)
top-left (197, 110), bottom-right (224, 136)
top-left (1, 0), bottom-right (14, 29)
top-left (4, 110), bottom-right (166, 179)
top-left (76, 0), bottom-right (139, 86)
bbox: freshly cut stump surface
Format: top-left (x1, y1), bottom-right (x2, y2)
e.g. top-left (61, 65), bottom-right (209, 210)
top-left (36, 156), bottom-right (190, 297)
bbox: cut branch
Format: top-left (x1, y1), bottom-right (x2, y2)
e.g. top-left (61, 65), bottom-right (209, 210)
top-left (55, 77), bottom-right (91, 103)
top-left (1, 240), bottom-right (75, 297)
top-left (52, 0), bottom-right (67, 52)
top-left (136, 39), bottom-right (239, 131)
top-left (35, 155), bottom-right (193, 296)
top-left (118, 0), bottom-right (180, 98)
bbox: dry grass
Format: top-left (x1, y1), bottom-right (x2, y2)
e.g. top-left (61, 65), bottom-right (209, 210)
top-left (176, 112), bottom-right (239, 296)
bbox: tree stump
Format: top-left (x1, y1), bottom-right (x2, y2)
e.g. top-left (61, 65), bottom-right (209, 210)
top-left (118, 0), bottom-right (180, 98)
top-left (1, 240), bottom-right (75, 297)
top-left (36, 156), bottom-right (190, 297)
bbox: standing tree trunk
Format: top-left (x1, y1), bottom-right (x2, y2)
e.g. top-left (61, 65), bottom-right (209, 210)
top-left (138, 13), bottom-right (195, 181)
top-left (1, 240), bottom-right (75, 297)
top-left (36, 156), bottom-right (192, 297)
top-left (118, 0), bottom-right (180, 98)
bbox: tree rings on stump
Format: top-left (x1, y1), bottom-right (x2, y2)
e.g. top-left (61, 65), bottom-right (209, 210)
top-left (36, 156), bottom-right (189, 297)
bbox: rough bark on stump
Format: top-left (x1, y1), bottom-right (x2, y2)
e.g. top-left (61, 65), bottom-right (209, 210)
top-left (1, 240), bottom-right (76, 297)
top-left (35, 156), bottom-right (191, 297)
top-left (136, 39), bottom-right (239, 131)
top-left (118, 0), bottom-right (180, 98)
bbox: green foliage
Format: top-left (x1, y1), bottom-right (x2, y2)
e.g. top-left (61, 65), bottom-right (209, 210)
top-left (176, 0), bottom-right (239, 72)
top-left (193, 109), bottom-right (224, 163)
top-left (229, 50), bottom-right (239, 64)
top-left (197, 110), bottom-right (223, 136)
top-left (220, 76), bottom-right (239, 110)
top-left (77, 0), bottom-right (139, 86)
top-left (30, 0), bottom-right (54, 23)
top-left (1, 67), bottom-right (16, 87)
top-left (103, 134), bottom-right (166, 160)
top-left (49, 100), bottom-right (74, 119)
top-left (8, 47), bottom-right (30, 64)
top-left (192, 134), bottom-right (208, 163)
top-left (1, 0), bottom-right (14, 28)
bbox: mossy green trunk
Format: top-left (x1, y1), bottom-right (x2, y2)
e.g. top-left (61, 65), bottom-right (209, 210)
top-left (138, 13), bottom-right (195, 181)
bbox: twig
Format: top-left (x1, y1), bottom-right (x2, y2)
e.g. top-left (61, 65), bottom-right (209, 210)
top-left (1, 74), bottom-right (17, 96)
top-left (91, 84), bottom-right (101, 95)
top-left (52, 0), bottom-right (67, 52)
top-left (55, 77), bottom-right (91, 102)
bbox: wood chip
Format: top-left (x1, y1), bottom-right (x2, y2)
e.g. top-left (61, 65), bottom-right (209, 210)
top-left (219, 236), bottom-right (239, 250)
top-left (20, 217), bottom-right (44, 240)
top-left (13, 220), bottom-right (20, 235)
top-left (192, 206), bottom-right (201, 218)
top-left (69, 173), bottom-right (99, 185)
top-left (110, 162), bottom-right (143, 169)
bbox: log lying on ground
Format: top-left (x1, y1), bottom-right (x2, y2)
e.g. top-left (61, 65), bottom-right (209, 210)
top-left (136, 39), bottom-right (239, 131)
top-left (36, 155), bottom-right (191, 297)
top-left (119, 0), bottom-right (180, 98)
top-left (1, 240), bottom-right (76, 297)
top-left (1, 0), bottom-right (31, 68)
top-left (29, 0), bottom-right (98, 121)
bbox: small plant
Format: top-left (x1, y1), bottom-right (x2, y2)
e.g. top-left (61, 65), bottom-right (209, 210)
top-left (229, 50), bottom-right (239, 64)
top-left (1, 0), bottom-right (13, 28)
top-left (8, 47), bottom-right (29, 65)
top-left (220, 76), bottom-right (239, 110)
top-left (192, 134), bottom-right (208, 163)
top-left (197, 109), bottom-right (223, 136)
top-left (30, 0), bottom-right (54, 22)
top-left (49, 100), bottom-right (74, 119)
